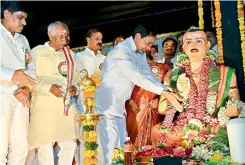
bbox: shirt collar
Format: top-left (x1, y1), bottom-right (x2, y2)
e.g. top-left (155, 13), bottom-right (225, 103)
top-left (44, 41), bottom-right (61, 53)
top-left (126, 36), bottom-right (137, 52)
top-left (0, 21), bottom-right (21, 39)
top-left (85, 47), bottom-right (97, 57)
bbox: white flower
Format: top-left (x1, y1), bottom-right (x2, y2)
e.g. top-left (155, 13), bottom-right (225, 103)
top-left (188, 119), bottom-right (204, 129)
top-left (191, 144), bottom-right (214, 160)
top-left (203, 114), bottom-right (218, 124)
top-left (206, 91), bottom-right (217, 115)
top-left (218, 107), bottom-right (230, 127)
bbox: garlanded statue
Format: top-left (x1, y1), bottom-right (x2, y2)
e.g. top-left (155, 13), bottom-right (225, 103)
top-left (150, 27), bottom-right (245, 159)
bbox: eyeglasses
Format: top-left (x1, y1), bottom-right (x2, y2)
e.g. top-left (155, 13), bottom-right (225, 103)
top-left (143, 39), bottom-right (153, 47)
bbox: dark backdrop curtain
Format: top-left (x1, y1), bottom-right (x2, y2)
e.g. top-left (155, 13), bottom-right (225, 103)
top-left (220, 1), bottom-right (245, 101)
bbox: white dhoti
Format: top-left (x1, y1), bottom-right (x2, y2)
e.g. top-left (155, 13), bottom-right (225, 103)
top-left (0, 95), bottom-right (29, 165)
top-left (36, 140), bottom-right (76, 165)
top-left (97, 113), bottom-right (127, 165)
top-left (25, 149), bottom-right (39, 165)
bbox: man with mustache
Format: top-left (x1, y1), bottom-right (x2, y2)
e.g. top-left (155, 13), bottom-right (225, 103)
top-left (75, 28), bottom-right (105, 76)
top-left (0, 1), bottom-right (36, 165)
top-left (158, 38), bottom-right (178, 69)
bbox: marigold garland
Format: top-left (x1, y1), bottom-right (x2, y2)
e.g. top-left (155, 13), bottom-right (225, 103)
top-left (237, 0), bottom-right (245, 81)
top-left (198, 0), bottom-right (204, 29)
top-left (211, 0), bottom-right (215, 28)
top-left (214, 0), bottom-right (224, 64)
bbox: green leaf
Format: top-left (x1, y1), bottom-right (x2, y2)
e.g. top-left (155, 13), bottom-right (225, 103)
top-left (84, 142), bottom-right (99, 150)
top-left (208, 65), bottom-right (220, 91)
top-left (170, 68), bottom-right (183, 90)
top-left (83, 125), bottom-right (95, 131)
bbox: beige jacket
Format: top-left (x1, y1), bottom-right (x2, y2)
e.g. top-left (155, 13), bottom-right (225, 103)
top-left (28, 42), bottom-right (79, 149)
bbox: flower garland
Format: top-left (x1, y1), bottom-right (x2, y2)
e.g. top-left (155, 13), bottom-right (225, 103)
top-left (211, 0), bottom-right (215, 28)
top-left (214, 0), bottom-right (224, 64)
top-left (198, 0), bottom-right (204, 29)
top-left (237, 0), bottom-right (245, 81)
top-left (177, 50), bottom-right (217, 122)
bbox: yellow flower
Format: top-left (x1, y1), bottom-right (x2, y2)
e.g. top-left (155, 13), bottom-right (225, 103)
top-left (87, 100), bottom-right (96, 107)
top-left (198, 0), bottom-right (204, 29)
top-left (83, 158), bottom-right (98, 165)
top-left (84, 86), bottom-right (96, 92)
top-left (84, 136), bottom-right (97, 142)
top-left (237, 0), bottom-right (245, 78)
top-left (83, 120), bottom-right (89, 125)
top-left (83, 132), bottom-right (89, 138)
top-left (214, 0), bottom-right (224, 64)
top-left (83, 150), bottom-right (99, 158)
top-left (89, 131), bottom-right (97, 137)
top-left (209, 153), bottom-right (223, 162)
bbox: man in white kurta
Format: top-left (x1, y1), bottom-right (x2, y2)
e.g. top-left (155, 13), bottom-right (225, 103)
top-left (74, 28), bottom-right (105, 165)
top-left (75, 29), bottom-right (105, 77)
top-left (95, 24), bottom-right (183, 164)
top-left (0, 2), bottom-right (35, 165)
top-left (28, 21), bottom-right (79, 165)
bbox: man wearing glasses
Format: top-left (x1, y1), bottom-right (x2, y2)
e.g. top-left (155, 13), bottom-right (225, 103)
top-left (95, 24), bottom-right (183, 164)
top-left (0, 1), bottom-right (35, 165)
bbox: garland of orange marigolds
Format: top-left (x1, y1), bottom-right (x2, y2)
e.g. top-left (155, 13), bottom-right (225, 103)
top-left (237, 0), bottom-right (245, 80)
top-left (211, 1), bottom-right (215, 28)
top-left (198, 0), bottom-right (204, 29)
top-left (214, 0), bottom-right (224, 64)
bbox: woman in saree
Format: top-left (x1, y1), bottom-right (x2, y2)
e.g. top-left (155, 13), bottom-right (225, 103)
top-left (126, 49), bottom-right (171, 149)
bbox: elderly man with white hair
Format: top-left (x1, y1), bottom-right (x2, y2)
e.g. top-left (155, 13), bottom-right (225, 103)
top-left (27, 21), bottom-right (80, 165)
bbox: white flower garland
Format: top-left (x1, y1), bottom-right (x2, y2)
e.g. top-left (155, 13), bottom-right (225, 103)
top-left (188, 119), bottom-right (204, 130)
top-left (218, 106), bottom-right (230, 127)
top-left (191, 144), bottom-right (214, 160)
top-left (206, 91), bottom-right (217, 115)
top-left (203, 114), bottom-right (219, 125)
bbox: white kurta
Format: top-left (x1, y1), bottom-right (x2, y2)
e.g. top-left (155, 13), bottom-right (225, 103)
top-left (75, 47), bottom-right (106, 113)
top-left (75, 48), bottom-right (105, 76)
top-left (28, 42), bottom-right (79, 150)
top-left (95, 36), bottom-right (167, 164)
top-left (0, 22), bottom-right (31, 165)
